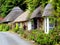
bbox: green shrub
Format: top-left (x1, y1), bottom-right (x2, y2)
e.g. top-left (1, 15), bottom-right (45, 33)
top-left (14, 23), bottom-right (19, 32)
top-left (19, 29), bottom-right (60, 45)
top-left (33, 30), bottom-right (54, 45)
top-left (0, 24), bottom-right (10, 32)
top-left (27, 31), bottom-right (35, 40)
top-left (3, 25), bottom-right (9, 31)
top-left (55, 35), bottom-right (60, 44)
top-left (0, 24), bottom-right (3, 31)
top-left (17, 28), bottom-right (24, 34)
top-left (49, 30), bottom-right (60, 45)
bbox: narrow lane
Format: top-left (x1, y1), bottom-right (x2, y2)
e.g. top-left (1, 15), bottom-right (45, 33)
top-left (0, 32), bottom-right (33, 45)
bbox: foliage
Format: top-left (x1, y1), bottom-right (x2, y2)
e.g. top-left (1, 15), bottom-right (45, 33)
top-left (0, 24), bottom-right (3, 31)
top-left (17, 29), bottom-right (60, 45)
top-left (0, 0), bottom-right (25, 17)
top-left (25, 0), bottom-right (40, 12)
top-left (14, 23), bottom-right (19, 32)
top-left (3, 24), bottom-right (9, 31)
top-left (0, 1), bottom-right (60, 45)
top-left (0, 24), bottom-right (10, 31)
top-left (50, 0), bottom-right (60, 30)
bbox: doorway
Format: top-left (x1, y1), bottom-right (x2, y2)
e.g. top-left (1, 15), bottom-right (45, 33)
top-left (33, 18), bottom-right (37, 29)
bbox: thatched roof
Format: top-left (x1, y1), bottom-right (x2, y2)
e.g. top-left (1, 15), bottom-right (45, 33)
top-left (2, 7), bottom-right (23, 23)
top-left (14, 6), bottom-right (43, 22)
top-left (30, 6), bottom-right (43, 19)
top-left (13, 10), bottom-right (30, 22)
top-left (42, 3), bottom-right (54, 16)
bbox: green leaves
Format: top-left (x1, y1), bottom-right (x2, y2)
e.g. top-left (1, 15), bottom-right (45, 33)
top-left (25, 0), bottom-right (40, 12)
top-left (0, 0), bottom-right (25, 17)
top-left (0, 24), bottom-right (10, 31)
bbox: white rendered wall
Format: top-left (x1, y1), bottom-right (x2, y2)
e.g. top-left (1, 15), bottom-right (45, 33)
top-left (28, 21), bottom-right (32, 30)
top-left (44, 17), bottom-right (49, 34)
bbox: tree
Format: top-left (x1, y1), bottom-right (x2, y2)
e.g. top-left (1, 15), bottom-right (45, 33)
top-left (25, 0), bottom-right (41, 12)
top-left (0, 0), bottom-right (25, 17)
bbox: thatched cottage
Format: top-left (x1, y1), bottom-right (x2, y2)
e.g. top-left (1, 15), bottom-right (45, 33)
top-left (13, 6), bottom-right (43, 30)
top-left (14, 3), bottom-right (54, 34)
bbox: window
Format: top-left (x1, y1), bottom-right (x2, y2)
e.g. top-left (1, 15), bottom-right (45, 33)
top-left (49, 23), bottom-right (54, 30)
top-left (49, 18), bottom-right (54, 30)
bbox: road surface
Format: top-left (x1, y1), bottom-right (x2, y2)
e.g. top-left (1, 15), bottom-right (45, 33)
top-left (0, 32), bottom-right (33, 45)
